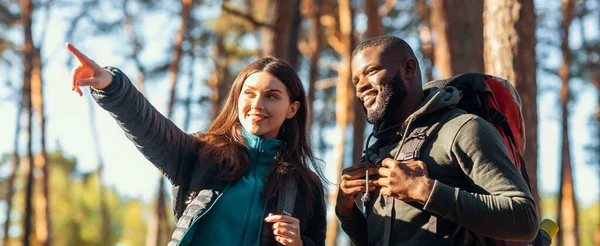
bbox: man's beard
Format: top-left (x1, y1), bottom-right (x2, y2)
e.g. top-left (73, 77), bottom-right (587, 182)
top-left (365, 74), bottom-right (406, 124)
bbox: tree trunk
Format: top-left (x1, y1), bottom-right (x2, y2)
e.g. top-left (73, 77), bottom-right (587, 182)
top-left (261, 0), bottom-right (300, 62)
top-left (149, 1), bottom-right (193, 245)
top-left (208, 35), bottom-right (231, 120)
top-left (417, 0), bottom-right (434, 82)
top-left (86, 92), bottom-right (111, 246)
top-left (287, 6), bottom-right (302, 70)
top-left (167, 0), bottom-right (192, 119)
top-left (326, 1), bottom-right (353, 245)
top-left (430, 0), bottom-right (484, 78)
top-left (3, 85), bottom-right (23, 246)
top-left (483, 0), bottom-right (540, 210)
top-left (183, 41), bottom-right (196, 132)
top-left (365, 0), bottom-right (382, 39)
top-left (302, 0), bottom-right (323, 132)
top-left (98, 171), bottom-right (110, 246)
top-left (21, 0), bottom-right (36, 244)
top-left (31, 41), bottom-right (51, 246)
top-left (123, 0), bottom-right (146, 93)
top-left (556, 0), bottom-right (579, 245)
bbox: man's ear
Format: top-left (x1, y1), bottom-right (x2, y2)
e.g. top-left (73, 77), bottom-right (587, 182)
top-left (286, 101), bottom-right (300, 119)
top-left (403, 58), bottom-right (418, 80)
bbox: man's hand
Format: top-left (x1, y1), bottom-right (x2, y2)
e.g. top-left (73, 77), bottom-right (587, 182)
top-left (375, 158), bottom-right (435, 204)
top-left (336, 163), bottom-right (378, 217)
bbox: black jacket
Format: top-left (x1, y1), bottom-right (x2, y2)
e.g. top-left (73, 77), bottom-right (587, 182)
top-left (91, 67), bottom-right (326, 246)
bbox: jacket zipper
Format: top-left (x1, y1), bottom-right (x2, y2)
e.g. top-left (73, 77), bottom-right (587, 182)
top-left (239, 138), bottom-right (263, 245)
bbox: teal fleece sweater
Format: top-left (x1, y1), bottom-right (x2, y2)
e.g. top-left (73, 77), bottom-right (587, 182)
top-left (182, 130), bottom-right (280, 246)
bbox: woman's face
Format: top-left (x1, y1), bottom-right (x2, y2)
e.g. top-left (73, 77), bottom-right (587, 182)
top-left (238, 72), bottom-right (299, 139)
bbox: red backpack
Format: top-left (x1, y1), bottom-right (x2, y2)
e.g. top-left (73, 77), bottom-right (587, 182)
top-left (423, 73), bottom-right (535, 246)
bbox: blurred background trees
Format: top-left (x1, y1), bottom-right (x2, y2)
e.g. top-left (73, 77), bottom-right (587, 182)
top-left (0, 0), bottom-right (599, 245)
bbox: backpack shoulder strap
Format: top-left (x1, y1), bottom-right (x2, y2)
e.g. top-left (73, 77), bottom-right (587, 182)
top-left (277, 174), bottom-right (298, 216)
top-left (173, 138), bottom-right (214, 221)
top-left (396, 108), bottom-right (461, 161)
top-left (382, 108), bottom-right (462, 246)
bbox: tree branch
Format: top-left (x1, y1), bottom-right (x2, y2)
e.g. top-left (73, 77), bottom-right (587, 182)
top-left (221, 4), bottom-right (273, 29)
top-left (315, 77), bottom-right (337, 90)
top-left (0, 4), bottom-right (19, 25)
top-left (320, 15), bottom-right (344, 53)
top-left (298, 39), bottom-right (313, 59)
top-left (326, 34), bottom-right (344, 54)
top-left (378, 0), bottom-right (398, 17)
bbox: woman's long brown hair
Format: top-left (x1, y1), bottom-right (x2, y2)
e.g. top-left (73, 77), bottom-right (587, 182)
top-left (197, 57), bottom-right (325, 215)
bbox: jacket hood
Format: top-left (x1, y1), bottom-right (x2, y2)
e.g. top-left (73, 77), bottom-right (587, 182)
top-left (372, 86), bottom-right (461, 140)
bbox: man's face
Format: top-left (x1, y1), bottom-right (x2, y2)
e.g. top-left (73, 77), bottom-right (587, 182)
top-left (351, 46), bottom-right (407, 124)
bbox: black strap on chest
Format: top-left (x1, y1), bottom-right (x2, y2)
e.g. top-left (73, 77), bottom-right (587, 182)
top-left (381, 108), bottom-right (458, 246)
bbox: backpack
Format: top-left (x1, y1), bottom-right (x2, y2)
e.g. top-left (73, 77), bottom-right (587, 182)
top-left (421, 73), bottom-right (535, 246)
top-left (423, 73), bottom-right (529, 185)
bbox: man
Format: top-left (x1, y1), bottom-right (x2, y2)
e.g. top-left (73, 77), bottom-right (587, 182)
top-left (335, 35), bottom-right (539, 245)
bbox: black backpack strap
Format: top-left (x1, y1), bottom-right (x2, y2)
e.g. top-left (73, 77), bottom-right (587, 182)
top-left (277, 175), bottom-right (298, 216)
top-left (173, 135), bottom-right (214, 221)
top-left (397, 108), bottom-right (458, 161)
top-left (381, 108), bottom-right (459, 246)
top-left (275, 173), bottom-right (298, 246)
top-left (173, 161), bottom-right (214, 221)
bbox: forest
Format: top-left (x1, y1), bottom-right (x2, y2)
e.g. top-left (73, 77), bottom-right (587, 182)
top-left (0, 0), bottom-right (599, 245)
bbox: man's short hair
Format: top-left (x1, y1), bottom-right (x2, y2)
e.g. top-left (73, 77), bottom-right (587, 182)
top-left (352, 35), bottom-right (417, 61)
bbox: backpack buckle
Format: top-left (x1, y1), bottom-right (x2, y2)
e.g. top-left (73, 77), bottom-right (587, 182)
top-left (185, 191), bottom-right (197, 205)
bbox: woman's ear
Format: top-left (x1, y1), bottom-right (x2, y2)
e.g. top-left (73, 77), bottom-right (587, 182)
top-left (286, 101), bottom-right (300, 119)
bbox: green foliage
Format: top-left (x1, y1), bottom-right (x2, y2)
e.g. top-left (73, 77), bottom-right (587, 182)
top-left (1, 150), bottom-right (150, 245)
top-left (540, 195), bottom-right (600, 246)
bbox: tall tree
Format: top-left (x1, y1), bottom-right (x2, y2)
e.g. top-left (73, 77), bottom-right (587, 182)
top-left (147, 1), bottom-right (193, 245)
top-left (430, 0), bottom-right (484, 78)
top-left (576, 0), bottom-right (600, 244)
top-left (365, 0), bottom-right (383, 39)
top-left (261, 0), bottom-right (301, 64)
top-left (287, 6), bottom-right (302, 70)
top-left (300, 0), bottom-right (323, 131)
top-left (123, 0), bottom-right (147, 92)
top-left (324, 0), bottom-right (354, 245)
top-left (483, 0), bottom-right (540, 209)
top-left (31, 27), bottom-right (51, 246)
top-left (3, 88), bottom-right (22, 246)
top-left (0, 16), bottom-right (22, 245)
top-left (208, 34), bottom-right (231, 119)
top-left (416, 0), bottom-right (434, 81)
top-left (20, 0), bottom-right (37, 244)
top-left (1, 5), bottom-right (23, 244)
top-left (556, 0), bottom-right (579, 245)
top-left (183, 39), bottom-right (197, 131)
top-left (30, 2), bottom-right (53, 244)
top-left (86, 93), bottom-right (111, 246)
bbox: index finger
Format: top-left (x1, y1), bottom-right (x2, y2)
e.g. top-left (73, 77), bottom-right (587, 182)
top-left (264, 214), bottom-right (299, 224)
top-left (66, 42), bottom-right (95, 65)
top-left (342, 166), bottom-right (379, 180)
top-left (342, 162), bottom-right (377, 174)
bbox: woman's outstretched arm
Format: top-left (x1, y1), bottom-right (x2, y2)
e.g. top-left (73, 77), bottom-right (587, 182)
top-left (67, 43), bottom-right (198, 184)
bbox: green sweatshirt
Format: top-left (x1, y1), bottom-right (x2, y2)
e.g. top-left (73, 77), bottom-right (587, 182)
top-left (182, 129), bottom-right (280, 246)
top-left (338, 86), bottom-right (539, 245)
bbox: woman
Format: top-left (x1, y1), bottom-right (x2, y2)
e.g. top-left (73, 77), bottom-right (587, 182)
top-left (67, 43), bottom-right (326, 246)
